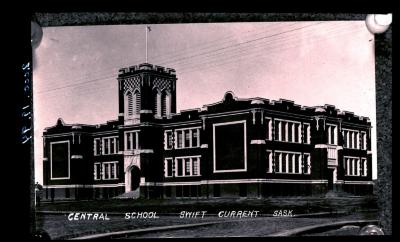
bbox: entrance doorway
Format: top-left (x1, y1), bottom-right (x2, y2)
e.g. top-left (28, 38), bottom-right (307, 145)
top-left (130, 166), bottom-right (141, 191)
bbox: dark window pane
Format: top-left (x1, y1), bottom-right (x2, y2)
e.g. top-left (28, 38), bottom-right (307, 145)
top-left (177, 159), bottom-right (183, 176)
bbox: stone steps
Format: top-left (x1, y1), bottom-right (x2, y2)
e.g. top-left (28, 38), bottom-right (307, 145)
top-left (115, 190), bottom-right (140, 199)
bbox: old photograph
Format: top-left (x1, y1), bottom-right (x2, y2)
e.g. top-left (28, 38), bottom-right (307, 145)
top-left (31, 17), bottom-right (389, 239)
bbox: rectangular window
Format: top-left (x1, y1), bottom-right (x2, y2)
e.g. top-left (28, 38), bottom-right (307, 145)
top-left (273, 151), bottom-right (306, 174)
top-left (303, 153), bottom-right (311, 174)
top-left (274, 120), bottom-right (280, 141)
top-left (102, 162), bottom-right (118, 180)
top-left (344, 156), bottom-right (361, 176)
top-left (327, 124), bottom-right (337, 145)
top-left (94, 163), bottom-right (101, 180)
top-left (125, 131), bottom-right (138, 151)
top-left (288, 123), bottom-right (293, 142)
top-left (266, 150), bottom-right (273, 173)
top-left (275, 152), bottom-right (281, 173)
top-left (361, 132), bottom-right (367, 150)
top-left (294, 123), bottom-right (300, 143)
top-left (184, 130), bottom-right (191, 148)
top-left (192, 157), bottom-right (199, 176)
top-left (265, 118), bottom-right (272, 140)
top-left (94, 138), bottom-right (101, 156)
top-left (164, 131), bottom-right (174, 150)
top-left (110, 138), bottom-right (115, 154)
top-left (185, 158), bottom-right (191, 176)
top-left (343, 129), bottom-right (360, 149)
top-left (102, 136), bottom-right (118, 155)
top-left (174, 127), bottom-right (201, 149)
top-left (103, 163), bottom-right (110, 179)
top-left (362, 158), bottom-right (368, 176)
top-left (172, 156), bottom-right (201, 177)
top-left (177, 132), bottom-right (183, 148)
top-left (303, 123), bottom-right (311, 144)
top-left (274, 119), bottom-right (303, 143)
top-left (176, 158), bottom-right (183, 176)
top-left (192, 129), bottom-right (199, 147)
top-left (281, 121), bottom-right (286, 142)
top-left (288, 153), bottom-right (294, 173)
top-left (104, 139), bottom-right (109, 155)
top-left (164, 158), bottom-right (174, 177)
top-left (295, 154), bottom-right (301, 174)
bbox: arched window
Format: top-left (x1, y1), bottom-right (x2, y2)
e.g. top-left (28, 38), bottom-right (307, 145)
top-left (125, 91), bottom-right (133, 116)
top-left (154, 90), bottom-right (161, 117)
top-left (161, 91), bottom-right (171, 116)
top-left (133, 90), bottom-right (141, 115)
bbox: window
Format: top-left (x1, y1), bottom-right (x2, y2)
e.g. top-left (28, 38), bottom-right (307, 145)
top-left (327, 124), bottom-right (338, 145)
top-left (162, 92), bottom-right (167, 116)
top-left (102, 162), bottom-right (118, 180)
top-left (94, 138), bottom-right (101, 156)
top-left (361, 131), bottom-right (367, 150)
top-left (265, 117), bottom-right (272, 140)
top-left (102, 137), bottom-right (118, 155)
top-left (173, 156), bottom-right (201, 177)
top-left (342, 129), bottom-right (360, 149)
top-left (303, 153), bottom-right (311, 174)
top-left (185, 131), bottom-right (190, 147)
top-left (94, 163), bottom-right (101, 180)
top-left (361, 158), bottom-right (368, 176)
top-left (161, 91), bottom-right (171, 116)
top-left (164, 131), bottom-right (174, 150)
top-left (154, 91), bottom-right (161, 117)
top-left (175, 127), bottom-right (201, 149)
top-left (273, 151), bottom-right (308, 174)
top-left (133, 90), bottom-right (141, 115)
top-left (266, 150), bottom-right (273, 173)
top-left (303, 123), bottom-right (311, 144)
top-left (344, 156), bottom-right (362, 176)
top-left (192, 157), bottom-right (199, 175)
top-left (192, 129), bottom-right (199, 147)
top-left (125, 131), bottom-right (139, 151)
top-left (164, 158), bottom-right (174, 177)
top-left (126, 91), bottom-right (133, 116)
top-left (273, 119), bottom-right (304, 144)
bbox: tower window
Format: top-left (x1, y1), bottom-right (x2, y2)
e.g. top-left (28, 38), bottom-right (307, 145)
top-left (133, 90), bottom-right (141, 115)
top-left (126, 91), bottom-right (133, 116)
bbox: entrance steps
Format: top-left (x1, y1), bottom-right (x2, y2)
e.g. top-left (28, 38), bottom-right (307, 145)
top-left (115, 189), bottom-right (140, 199)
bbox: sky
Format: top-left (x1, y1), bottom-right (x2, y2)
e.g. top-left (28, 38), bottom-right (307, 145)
top-left (33, 21), bottom-right (377, 184)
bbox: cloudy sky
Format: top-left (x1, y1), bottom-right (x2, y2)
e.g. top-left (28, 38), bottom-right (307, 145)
top-left (33, 21), bottom-right (377, 183)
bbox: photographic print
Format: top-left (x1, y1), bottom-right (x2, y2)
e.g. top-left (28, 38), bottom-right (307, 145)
top-left (30, 15), bottom-right (391, 239)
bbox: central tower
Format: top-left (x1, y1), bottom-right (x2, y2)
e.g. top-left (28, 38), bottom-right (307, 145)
top-left (117, 63), bottom-right (177, 125)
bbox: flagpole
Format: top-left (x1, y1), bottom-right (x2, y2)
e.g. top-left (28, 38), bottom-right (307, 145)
top-left (145, 26), bottom-right (148, 63)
